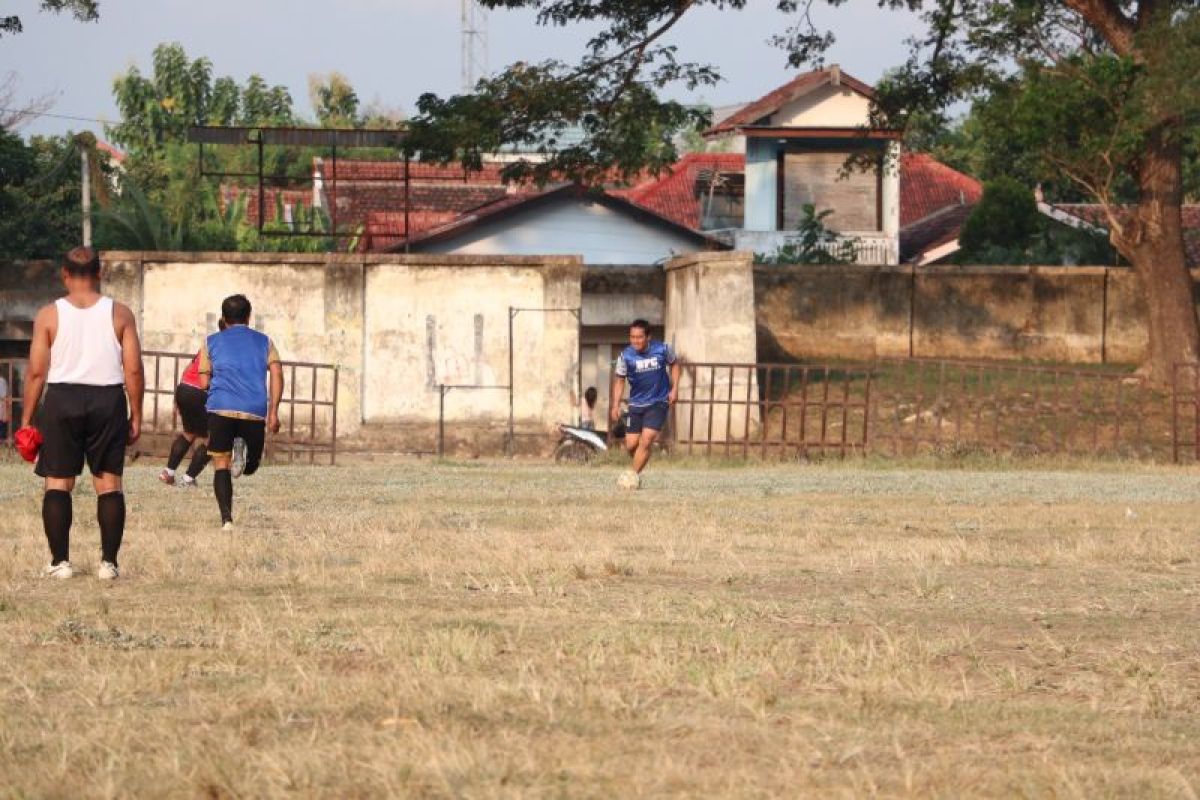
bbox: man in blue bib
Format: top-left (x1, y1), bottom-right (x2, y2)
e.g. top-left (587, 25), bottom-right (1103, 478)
top-left (609, 319), bottom-right (680, 480)
top-left (197, 294), bottom-right (283, 530)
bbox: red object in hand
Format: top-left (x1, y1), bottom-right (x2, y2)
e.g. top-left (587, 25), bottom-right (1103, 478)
top-left (14, 426), bottom-right (43, 463)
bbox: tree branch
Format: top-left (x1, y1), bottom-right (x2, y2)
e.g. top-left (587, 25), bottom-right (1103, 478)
top-left (1059, 0), bottom-right (1135, 54)
top-left (566, 1), bottom-right (694, 82)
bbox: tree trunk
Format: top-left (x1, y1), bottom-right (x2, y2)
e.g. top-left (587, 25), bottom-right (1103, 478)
top-left (1123, 125), bottom-right (1199, 386)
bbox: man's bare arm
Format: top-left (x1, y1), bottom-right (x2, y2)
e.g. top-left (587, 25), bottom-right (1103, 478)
top-left (20, 305), bottom-right (53, 429)
top-left (609, 370), bottom-right (625, 424)
top-left (267, 361), bottom-right (284, 433)
top-left (116, 303), bottom-right (144, 444)
top-left (668, 360), bottom-right (682, 405)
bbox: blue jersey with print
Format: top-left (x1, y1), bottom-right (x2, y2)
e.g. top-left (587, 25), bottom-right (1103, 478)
top-left (615, 341), bottom-right (676, 408)
top-left (205, 326), bottom-right (273, 419)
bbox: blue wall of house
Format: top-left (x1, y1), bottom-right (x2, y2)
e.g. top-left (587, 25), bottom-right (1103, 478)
top-left (745, 138), bottom-right (779, 232)
top-left (415, 197), bottom-right (708, 264)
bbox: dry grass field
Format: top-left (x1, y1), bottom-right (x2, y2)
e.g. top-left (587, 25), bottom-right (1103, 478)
top-left (1, 457), bottom-right (1199, 798)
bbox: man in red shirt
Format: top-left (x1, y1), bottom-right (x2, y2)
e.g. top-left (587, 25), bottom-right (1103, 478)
top-left (159, 321), bottom-right (224, 488)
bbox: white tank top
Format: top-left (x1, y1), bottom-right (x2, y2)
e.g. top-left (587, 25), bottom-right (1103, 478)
top-left (47, 296), bottom-right (125, 386)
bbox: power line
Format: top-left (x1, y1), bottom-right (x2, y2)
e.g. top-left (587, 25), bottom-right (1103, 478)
top-left (0, 106), bottom-right (112, 125)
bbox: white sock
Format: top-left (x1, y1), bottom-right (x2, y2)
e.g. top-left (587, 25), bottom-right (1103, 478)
top-left (181, 475), bottom-right (195, 485)
top-left (164, 468), bottom-right (176, 476)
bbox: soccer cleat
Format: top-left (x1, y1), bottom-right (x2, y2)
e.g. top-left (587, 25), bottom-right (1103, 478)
top-left (178, 476), bottom-right (197, 489)
top-left (221, 521), bottom-right (234, 532)
top-left (230, 438), bottom-right (247, 478)
top-left (97, 561), bottom-right (119, 581)
top-left (158, 468), bottom-right (176, 486)
top-left (43, 562), bottom-right (74, 580)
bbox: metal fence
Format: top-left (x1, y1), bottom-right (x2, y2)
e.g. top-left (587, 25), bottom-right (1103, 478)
top-left (0, 358), bottom-right (23, 449)
top-left (0, 353), bottom-right (338, 464)
top-left (676, 358), bottom-right (1178, 461)
top-left (869, 359), bottom-right (1160, 459)
top-left (141, 350), bottom-right (339, 465)
top-left (673, 363), bottom-right (871, 458)
top-left (1172, 363), bottom-right (1200, 463)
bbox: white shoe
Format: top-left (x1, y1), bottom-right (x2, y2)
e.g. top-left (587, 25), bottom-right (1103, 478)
top-left (178, 476), bottom-right (197, 489)
top-left (221, 521), bottom-right (234, 532)
top-left (230, 438), bottom-right (246, 478)
top-left (97, 561), bottom-right (119, 581)
top-left (43, 562), bottom-right (74, 580)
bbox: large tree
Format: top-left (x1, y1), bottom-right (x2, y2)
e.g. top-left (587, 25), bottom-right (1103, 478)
top-left (1, 0), bottom-right (98, 38)
top-left (410, 1), bottom-right (1200, 383)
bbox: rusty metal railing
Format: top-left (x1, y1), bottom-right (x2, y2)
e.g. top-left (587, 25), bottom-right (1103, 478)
top-left (141, 350), bottom-right (339, 465)
top-left (1171, 363), bottom-right (1200, 464)
top-left (674, 359), bottom-right (1179, 461)
top-left (0, 358), bottom-right (22, 449)
top-left (870, 358), bottom-right (1160, 459)
top-left (673, 362), bottom-right (872, 458)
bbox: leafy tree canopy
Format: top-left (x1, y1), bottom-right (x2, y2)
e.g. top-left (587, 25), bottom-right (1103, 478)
top-left (1, 0), bottom-right (98, 38)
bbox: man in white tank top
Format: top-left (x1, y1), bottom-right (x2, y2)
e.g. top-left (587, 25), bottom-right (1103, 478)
top-left (18, 247), bottom-right (144, 581)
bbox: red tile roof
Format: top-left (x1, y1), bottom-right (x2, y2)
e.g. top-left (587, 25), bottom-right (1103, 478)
top-left (318, 159), bottom-right (513, 183)
top-left (613, 153), bottom-right (746, 229)
top-left (615, 150), bottom-right (981, 234)
top-left (95, 140), bottom-right (126, 164)
top-left (900, 152), bottom-right (982, 227)
top-left (706, 67), bottom-right (877, 136)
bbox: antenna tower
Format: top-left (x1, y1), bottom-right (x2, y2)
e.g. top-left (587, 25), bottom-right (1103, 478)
top-left (461, 0), bottom-right (488, 92)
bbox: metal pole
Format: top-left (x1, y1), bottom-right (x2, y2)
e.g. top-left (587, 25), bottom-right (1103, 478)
top-left (331, 366), bottom-right (339, 465)
top-left (507, 307), bottom-right (515, 457)
top-left (403, 152), bottom-right (411, 254)
top-left (256, 133), bottom-right (265, 233)
top-left (575, 309), bottom-right (582, 427)
top-left (80, 147), bottom-right (91, 247)
top-left (438, 384), bottom-right (446, 457)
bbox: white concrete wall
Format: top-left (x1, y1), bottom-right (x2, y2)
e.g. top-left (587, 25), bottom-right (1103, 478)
top-left (770, 84), bottom-right (873, 128)
top-left (664, 252), bottom-right (760, 445)
top-left (103, 253), bottom-right (583, 449)
top-left (418, 197), bottom-right (705, 264)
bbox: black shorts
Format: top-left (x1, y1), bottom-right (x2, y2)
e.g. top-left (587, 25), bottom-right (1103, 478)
top-left (175, 384), bottom-right (208, 437)
top-left (207, 413), bottom-right (266, 476)
top-left (35, 383), bottom-right (128, 478)
top-left (625, 402), bottom-right (669, 435)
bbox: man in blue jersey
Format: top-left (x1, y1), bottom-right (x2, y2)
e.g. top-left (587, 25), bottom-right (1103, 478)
top-left (197, 295), bottom-right (283, 530)
top-left (609, 319), bottom-right (680, 481)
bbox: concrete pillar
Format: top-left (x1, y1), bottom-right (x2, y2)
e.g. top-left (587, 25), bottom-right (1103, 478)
top-left (101, 253), bottom-right (145, 328)
top-left (322, 258), bottom-right (366, 436)
top-left (744, 138), bottom-right (778, 232)
top-left (664, 251), bottom-right (759, 445)
top-left (882, 140), bottom-right (901, 265)
top-left (537, 258), bottom-right (585, 434)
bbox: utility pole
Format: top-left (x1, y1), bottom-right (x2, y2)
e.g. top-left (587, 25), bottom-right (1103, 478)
top-left (461, 0), bottom-right (488, 92)
top-left (80, 146), bottom-right (91, 247)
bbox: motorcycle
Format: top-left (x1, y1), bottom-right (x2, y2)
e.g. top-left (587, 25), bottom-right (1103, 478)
top-left (553, 423), bottom-right (610, 464)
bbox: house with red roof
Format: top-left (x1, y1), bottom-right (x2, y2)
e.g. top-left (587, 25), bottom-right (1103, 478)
top-left (229, 67), bottom-right (983, 266)
top-left (698, 65), bottom-right (904, 263)
top-left (614, 149), bottom-right (981, 265)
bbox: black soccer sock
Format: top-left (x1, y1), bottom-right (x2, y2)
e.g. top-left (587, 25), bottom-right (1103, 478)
top-left (214, 469), bottom-right (233, 523)
top-left (97, 492), bottom-right (125, 566)
top-left (166, 434), bottom-right (191, 471)
top-left (185, 444), bottom-right (211, 480)
top-left (42, 489), bottom-right (72, 565)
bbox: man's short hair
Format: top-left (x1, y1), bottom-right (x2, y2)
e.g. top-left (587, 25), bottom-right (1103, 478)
top-left (221, 294), bottom-right (252, 325)
top-left (584, 386), bottom-right (597, 405)
top-left (629, 319), bottom-right (651, 334)
top-left (62, 246), bottom-right (100, 277)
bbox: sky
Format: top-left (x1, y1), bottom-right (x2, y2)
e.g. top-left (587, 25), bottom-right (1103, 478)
top-left (1, 0), bottom-right (928, 141)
